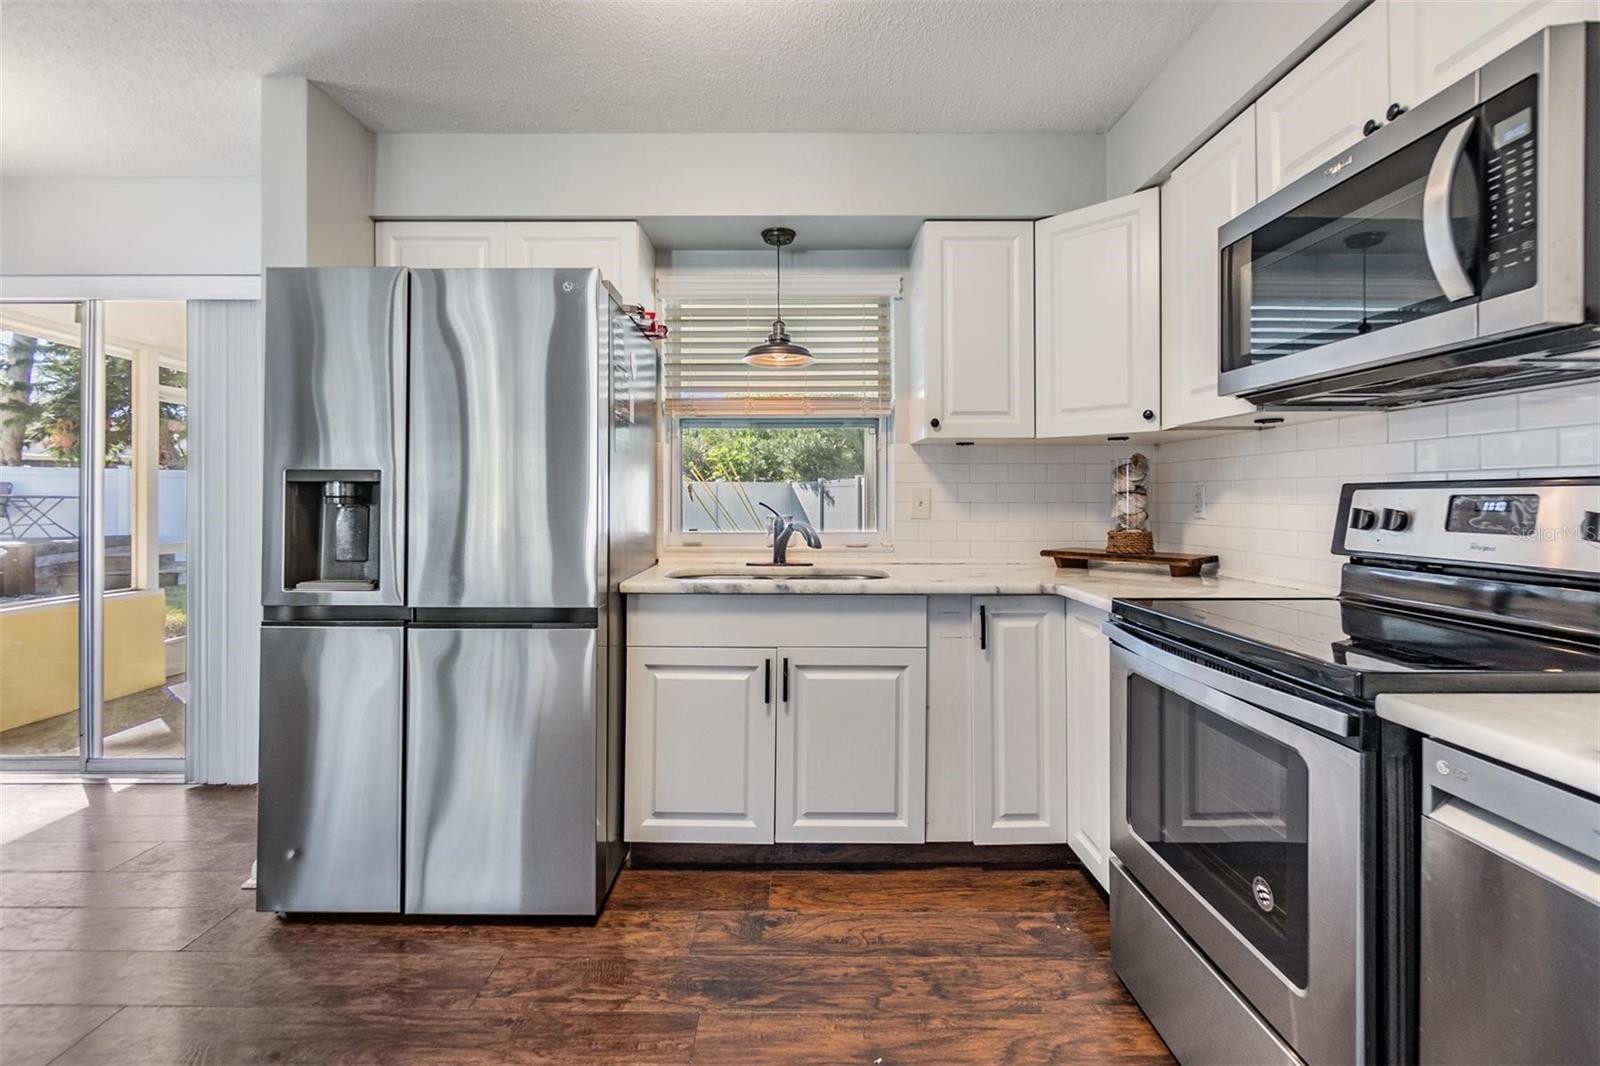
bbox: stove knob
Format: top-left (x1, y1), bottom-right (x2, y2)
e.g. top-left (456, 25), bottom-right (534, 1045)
top-left (1380, 507), bottom-right (1411, 532)
top-left (1582, 511), bottom-right (1600, 543)
top-left (1350, 507), bottom-right (1377, 531)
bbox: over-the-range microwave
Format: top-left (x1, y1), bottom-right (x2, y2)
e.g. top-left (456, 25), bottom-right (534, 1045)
top-left (1218, 22), bottom-right (1600, 409)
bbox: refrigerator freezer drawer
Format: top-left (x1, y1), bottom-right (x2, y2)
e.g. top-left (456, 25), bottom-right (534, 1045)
top-left (405, 626), bottom-right (603, 915)
top-left (257, 625), bottom-right (403, 913)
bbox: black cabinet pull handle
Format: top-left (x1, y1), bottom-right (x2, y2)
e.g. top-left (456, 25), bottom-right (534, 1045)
top-left (1386, 101), bottom-right (1407, 122)
top-left (978, 605), bottom-right (988, 651)
top-left (764, 658), bottom-right (772, 705)
top-left (930, 417), bottom-right (941, 430)
top-left (1363, 117), bottom-right (1381, 137)
top-left (1141, 408), bottom-right (1154, 421)
top-left (782, 657), bottom-right (790, 702)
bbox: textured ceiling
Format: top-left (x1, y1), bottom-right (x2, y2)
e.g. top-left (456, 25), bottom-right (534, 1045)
top-left (2, 0), bottom-right (1218, 177)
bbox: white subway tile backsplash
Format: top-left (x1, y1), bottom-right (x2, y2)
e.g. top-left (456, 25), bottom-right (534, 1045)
top-left (1386, 405), bottom-right (1448, 441)
top-left (1478, 428), bottom-right (1558, 469)
top-left (1417, 436), bottom-right (1481, 471)
top-left (1446, 396), bottom-right (1519, 436)
top-left (1150, 383), bottom-right (1596, 589)
top-left (1557, 425), bottom-right (1599, 467)
top-left (1518, 384), bottom-right (1600, 429)
top-left (1337, 413), bottom-right (1389, 446)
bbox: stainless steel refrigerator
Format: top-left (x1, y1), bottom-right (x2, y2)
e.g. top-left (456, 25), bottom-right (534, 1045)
top-left (256, 267), bottom-right (656, 915)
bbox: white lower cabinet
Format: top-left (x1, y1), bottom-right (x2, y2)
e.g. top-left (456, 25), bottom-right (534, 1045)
top-left (624, 646), bottom-right (775, 844)
top-left (777, 647), bottom-right (927, 843)
top-left (623, 600), bottom-right (930, 846)
top-left (1064, 604), bottom-right (1113, 889)
top-left (971, 596), bottom-right (1067, 844)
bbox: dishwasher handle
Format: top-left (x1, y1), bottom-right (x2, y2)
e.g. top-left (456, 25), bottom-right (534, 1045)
top-left (1423, 739), bottom-right (1600, 866)
top-left (1428, 795), bottom-right (1600, 906)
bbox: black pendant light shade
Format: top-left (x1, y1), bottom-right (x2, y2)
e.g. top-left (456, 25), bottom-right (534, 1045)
top-left (744, 227), bottom-right (814, 368)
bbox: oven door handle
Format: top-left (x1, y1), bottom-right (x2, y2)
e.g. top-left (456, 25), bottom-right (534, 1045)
top-left (1422, 117), bottom-right (1479, 303)
top-left (1105, 624), bottom-right (1357, 738)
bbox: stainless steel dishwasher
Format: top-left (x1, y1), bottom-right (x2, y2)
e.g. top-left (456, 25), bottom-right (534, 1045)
top-left (1419, 738), bottom-right (1600, 1065)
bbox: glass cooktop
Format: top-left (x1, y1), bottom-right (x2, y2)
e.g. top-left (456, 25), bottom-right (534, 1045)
top-left (1112, 597), bottom-right (1600, 703)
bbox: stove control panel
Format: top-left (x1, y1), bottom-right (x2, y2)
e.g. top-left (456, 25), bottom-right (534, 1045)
top-left (1334, 478), bottom-right (1600, 574)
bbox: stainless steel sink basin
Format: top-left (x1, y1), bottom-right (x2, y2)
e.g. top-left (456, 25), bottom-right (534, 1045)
top-left (664, 566), bottom-right (890, 581)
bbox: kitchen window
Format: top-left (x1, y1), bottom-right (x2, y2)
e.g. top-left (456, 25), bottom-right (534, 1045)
top-left (659, 271), bottom-right (898, 546)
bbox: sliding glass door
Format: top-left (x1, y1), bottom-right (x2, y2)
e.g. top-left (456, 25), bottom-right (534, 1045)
top-left (0, 300), bottom-right (189, 772)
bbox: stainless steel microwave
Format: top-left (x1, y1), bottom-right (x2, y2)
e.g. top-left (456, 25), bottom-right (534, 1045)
top-left (1218, 22), bottom-right (1600, 408)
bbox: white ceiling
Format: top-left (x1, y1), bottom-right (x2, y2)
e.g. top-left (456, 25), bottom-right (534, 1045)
top-left (2, 0), bottom-right (1217, 178)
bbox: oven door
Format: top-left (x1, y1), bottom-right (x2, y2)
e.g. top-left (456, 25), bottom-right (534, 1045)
top-left (1109, 629), bottom-right (1368, 1066)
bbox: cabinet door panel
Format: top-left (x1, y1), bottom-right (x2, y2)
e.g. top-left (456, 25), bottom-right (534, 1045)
top-left (1065, 607), bottom-right (1112, 889)
top-left (913, 222), bottom-right (1034, 440)
top-left (1390, 0), bottom-right (1592, 108)
top-left (1035, 189), bottom-right (1161, 437)
top-left (972, 597), bottom-right (1066, 843)
top-left (1160, 108), bottom-right (1259, 428)
top-left (375, 221), bottom-right (505, 268)
top-left (625, 647), bottom-right (774, 843)
top-left (505, 222), bottom-right (655, 310)
top-left (1256, 0), bottom-right (1390, 197)
top-left (777, 647), bottom-right (927, 843)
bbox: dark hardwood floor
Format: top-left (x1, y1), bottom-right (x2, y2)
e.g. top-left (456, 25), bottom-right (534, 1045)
top-left (0, 782), bottom-right (1172, 1065)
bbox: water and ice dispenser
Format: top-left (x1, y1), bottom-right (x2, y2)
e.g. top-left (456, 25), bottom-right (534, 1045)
top-left (281, 470), bottom-right (382, 592)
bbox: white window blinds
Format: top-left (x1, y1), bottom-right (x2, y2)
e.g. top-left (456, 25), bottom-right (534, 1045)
top-left (658, 271), bottom-right (898, 417)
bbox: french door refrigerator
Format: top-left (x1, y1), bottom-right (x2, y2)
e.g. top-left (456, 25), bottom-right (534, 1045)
top-left (256, 267), bottom-right (656, 915)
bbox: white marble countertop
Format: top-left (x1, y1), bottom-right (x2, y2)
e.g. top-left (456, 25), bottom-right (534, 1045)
top-left (1377, 692), bottom-right (1600, 797)
top-left (620, 558), bottom-right (1322, 612)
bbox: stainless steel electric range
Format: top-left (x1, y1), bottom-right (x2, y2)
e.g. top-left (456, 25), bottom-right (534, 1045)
top-left (1103, 476), bottom-right (1600, 1066)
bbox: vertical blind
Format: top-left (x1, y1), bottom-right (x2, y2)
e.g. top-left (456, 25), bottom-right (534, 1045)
top-left (659, 274), bottom-right (896, 416)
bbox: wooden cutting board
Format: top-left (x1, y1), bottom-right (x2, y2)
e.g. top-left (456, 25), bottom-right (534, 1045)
top-left (1040, 548), bottom-right (1219, 578)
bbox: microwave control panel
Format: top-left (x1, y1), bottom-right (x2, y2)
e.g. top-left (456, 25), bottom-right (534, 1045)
top-left (1480, 78), bottom-right (1539, 300)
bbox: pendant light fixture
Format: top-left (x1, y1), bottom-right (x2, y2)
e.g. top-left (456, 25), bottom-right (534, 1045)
top-left (743, 227), bottom-right (814, 368)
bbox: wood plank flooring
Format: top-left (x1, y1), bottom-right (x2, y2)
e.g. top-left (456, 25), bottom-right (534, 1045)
top-left (0, 782), bottom-right (1171, 1065)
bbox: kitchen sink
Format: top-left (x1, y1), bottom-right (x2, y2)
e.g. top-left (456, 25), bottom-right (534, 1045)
top-left (664, 566), bottom-right (890, 581)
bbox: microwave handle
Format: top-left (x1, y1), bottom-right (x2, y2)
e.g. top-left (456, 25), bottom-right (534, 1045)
top-left (1422, 117), bottom-right (1479, 303)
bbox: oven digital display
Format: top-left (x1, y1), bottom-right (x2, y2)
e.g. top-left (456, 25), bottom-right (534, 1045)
top-left (1492, 108), bottom-right (1534, 149)
top-left (1446, 494), bottom-right (1540, 536)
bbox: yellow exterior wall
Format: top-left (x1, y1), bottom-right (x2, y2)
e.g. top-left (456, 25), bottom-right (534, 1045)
top-left (0, 590), bottom-right (167, 731)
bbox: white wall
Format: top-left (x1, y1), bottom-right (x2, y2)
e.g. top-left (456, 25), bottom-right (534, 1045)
top-left (375, 132), bottom-right (1106, 221)
top-left (261, 78), bottom-right (375, 268)
top-left (1104, 0), bottom-right (1361, 194)
top-left (0, 176), bottom-right (260, 278)
top-left (1156, 384), bottom-right (1600, 589)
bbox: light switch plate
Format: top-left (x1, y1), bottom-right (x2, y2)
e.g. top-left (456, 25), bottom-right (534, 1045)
top-left (910, 486), bottom-right (932, 519)
top-left (1192, 484), bottom-right (1208, 519)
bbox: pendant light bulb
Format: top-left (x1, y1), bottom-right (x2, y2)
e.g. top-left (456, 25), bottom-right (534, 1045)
top-left (744, 227), bottom-right (814, 368)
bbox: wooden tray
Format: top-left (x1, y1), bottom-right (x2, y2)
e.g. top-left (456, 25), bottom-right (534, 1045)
top-left (1041, 548), bottom-right (1218, 578)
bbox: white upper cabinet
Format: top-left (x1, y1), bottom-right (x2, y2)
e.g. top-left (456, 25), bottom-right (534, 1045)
top-left (909, 221), bottom-right (1035, 441)
top-left (1034, 189), bottom-right (1161, 438)
top-left (1256, 0), bottom-right (1392, 198)
top-left (505, 221), bottom-right (656, 311)
top-left (376, 221), bottom-right (506, 268)
top-left (375, 220), bottom-right (656, 309)
top-left (971, 597), bottom-right (1067, 844)
top-left (1390, 0), bottom-right (1594, 109)
top-left (1160, 107), bottom-right (1260, 429)
top-left (776, 647), bottom-right (927, 844)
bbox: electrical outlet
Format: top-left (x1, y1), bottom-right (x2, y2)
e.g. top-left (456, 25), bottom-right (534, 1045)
top-left (1192, 484), bottom-right (1208, 519)
top-left (910, 486), bottom-right (932, 519)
